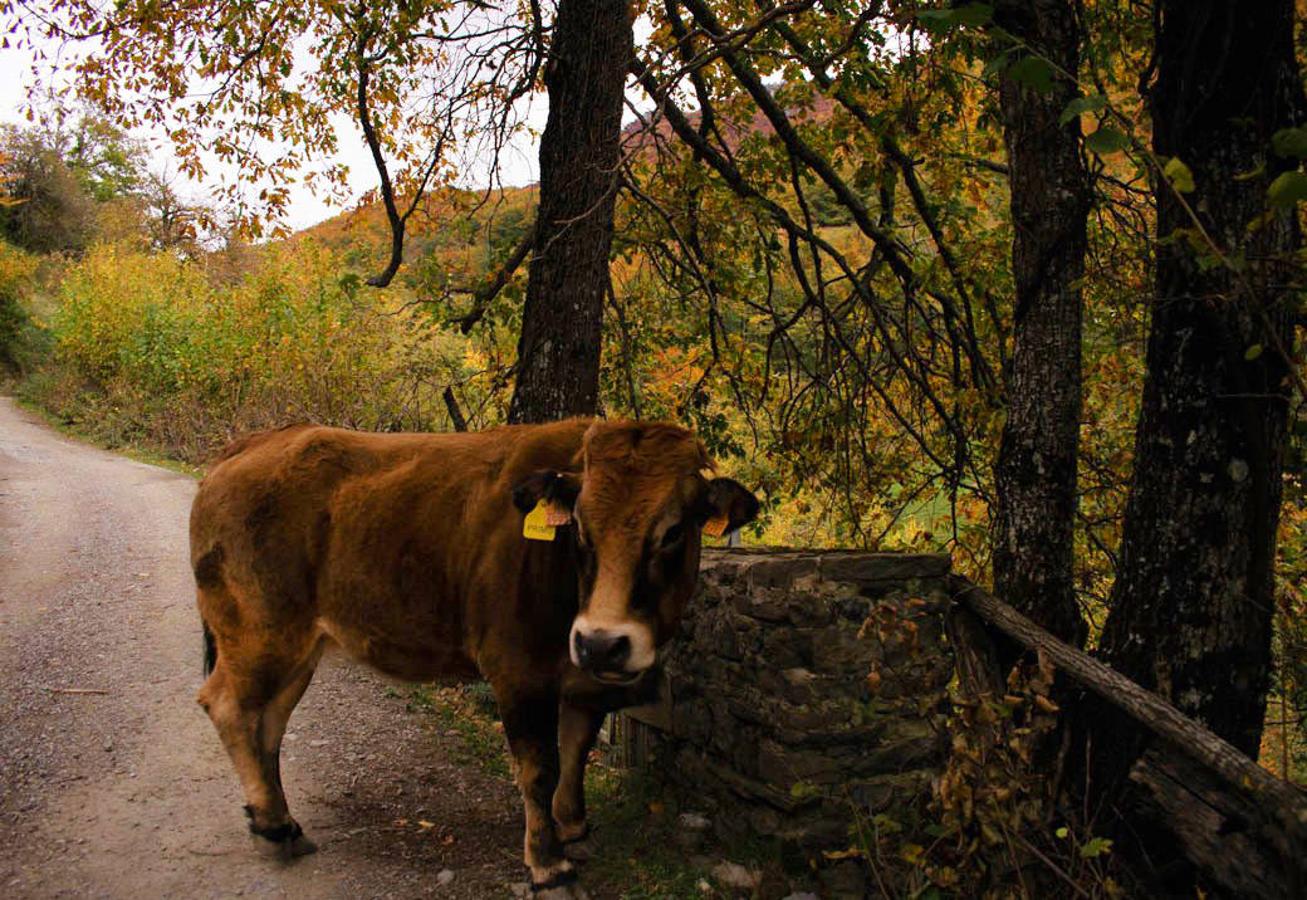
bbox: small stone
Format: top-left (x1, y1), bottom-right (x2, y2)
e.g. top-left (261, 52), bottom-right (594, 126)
top-left (711, 861), bottom-right (760, 892)
top-left (781, 667), bottom-right (815, 686)
top-left (675, 814), bottom-right (710, 852)
top-left (678, 812), bottom-right (710, 831)
top-left (436, 869), bottom-right (455, 886)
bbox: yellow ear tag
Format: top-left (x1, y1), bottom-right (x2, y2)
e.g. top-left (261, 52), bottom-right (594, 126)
top-left (523, 499), bottom-right (557, 542)
top-left (703, 514), bottom-right (730, 538)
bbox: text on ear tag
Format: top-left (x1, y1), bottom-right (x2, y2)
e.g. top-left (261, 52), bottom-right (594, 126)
top-left (703, 514), bottom-right (730, 538)
top-left (523, 499), bottom-right (557, 542)
top-left (543, 501), bottom-right (572, 528)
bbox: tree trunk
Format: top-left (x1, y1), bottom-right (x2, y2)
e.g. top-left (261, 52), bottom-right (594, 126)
top-left (507, 0), bottom-right (632, 424)
top-left (990, 0), bottom-right (1090, 646)
top-left (1093, 0), bottom-right (1302, 794)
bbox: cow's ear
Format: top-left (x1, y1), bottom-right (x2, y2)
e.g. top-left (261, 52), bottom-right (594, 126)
top-left (511, 470), bottom-right (582, 514)
top-left (702, 477), bottom-right (760, 533)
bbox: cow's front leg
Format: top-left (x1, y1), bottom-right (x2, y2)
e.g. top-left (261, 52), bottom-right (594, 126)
top-left (553, 701), bottom-right (604, 860)
top-left (500, 687), bottom-right (584, 897)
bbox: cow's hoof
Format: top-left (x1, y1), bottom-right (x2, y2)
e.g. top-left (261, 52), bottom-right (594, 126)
top-left (533, 884), bottom-right (589, 900)
top-left (561, 838), bottom-right (594, 862)
top-left (558, 823), bottom-right (592, 862)
top-left (281, 832), bottom-right (318, 858)
top-left (247, 813), bottom-right (317, 859)
top-left (530, 866), bottom-right (586, 898)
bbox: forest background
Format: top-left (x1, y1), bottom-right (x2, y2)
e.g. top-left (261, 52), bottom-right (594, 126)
top-left (0, 0), bottom-right (1304, 894)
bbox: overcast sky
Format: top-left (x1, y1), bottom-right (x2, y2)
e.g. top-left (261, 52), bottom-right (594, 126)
top-left (0, 35), bottom-right (550, 232)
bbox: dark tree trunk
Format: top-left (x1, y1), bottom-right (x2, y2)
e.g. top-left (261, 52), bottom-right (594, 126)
top-left (990, 0), bottom-right (1090, 646)
top-left (508, 0), bottom-right (632, 424)
top-left (1093, 0), bottom-right (1302, 794)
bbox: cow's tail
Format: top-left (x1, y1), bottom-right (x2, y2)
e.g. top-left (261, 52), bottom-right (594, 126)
top-left (202, 620), bottom-right (217, 678)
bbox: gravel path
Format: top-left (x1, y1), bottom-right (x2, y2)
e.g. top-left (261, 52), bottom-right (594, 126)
top-left (0, 397), bottom-right (529, 899)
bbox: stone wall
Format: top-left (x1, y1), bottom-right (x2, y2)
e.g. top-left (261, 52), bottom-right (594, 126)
top-left (620, 548), bottom-right (955, 862)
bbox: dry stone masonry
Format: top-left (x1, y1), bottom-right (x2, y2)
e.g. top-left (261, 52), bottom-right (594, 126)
top-left (621, 548), bottom-right (955, 864)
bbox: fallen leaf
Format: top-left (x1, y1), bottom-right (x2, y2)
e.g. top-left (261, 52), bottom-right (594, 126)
top-left (1033, 695), bottom-right (1060, 714)
top-left (823, 847), bottom-right (864, 860)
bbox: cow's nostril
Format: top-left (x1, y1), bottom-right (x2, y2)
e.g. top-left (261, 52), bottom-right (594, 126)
top-left (574, 631), bottom-right (591, 668)
top-left (575, 630), bottom-right (633, 674)
top-left (605, 635), bottom-right (631, 668)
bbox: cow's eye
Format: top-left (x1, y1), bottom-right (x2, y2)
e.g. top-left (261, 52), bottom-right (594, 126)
top-left (660, 523), bottom-right (684, 549)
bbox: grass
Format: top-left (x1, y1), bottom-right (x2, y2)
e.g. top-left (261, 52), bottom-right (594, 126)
top-left (583, 768), bottom-right (724, 899)
top-left (403, 684), bottom-right (513, 779)
top-left (10, 390), bottom-right (204, 479)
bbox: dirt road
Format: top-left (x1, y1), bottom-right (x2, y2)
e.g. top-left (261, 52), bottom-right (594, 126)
top-left (0, 398), bottom-right (528, 898)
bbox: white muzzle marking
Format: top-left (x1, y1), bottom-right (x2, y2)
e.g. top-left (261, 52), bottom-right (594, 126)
top-left (569, 613), bottom-right (656, 676)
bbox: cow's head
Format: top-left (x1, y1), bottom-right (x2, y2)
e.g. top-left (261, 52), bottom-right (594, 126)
top-left (512, 420), bottom-right (758, 684)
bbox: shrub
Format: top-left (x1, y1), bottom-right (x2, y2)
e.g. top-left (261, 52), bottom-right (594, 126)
top-left (0, 241), bottom-right (40, 372)
top-left (34, 239), bottom-right (469, 461)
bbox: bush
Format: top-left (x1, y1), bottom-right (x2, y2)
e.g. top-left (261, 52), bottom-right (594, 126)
top-left (31, 239), bottom-right (470, 461)
top-left (0, 241), bottom-right (40, 373)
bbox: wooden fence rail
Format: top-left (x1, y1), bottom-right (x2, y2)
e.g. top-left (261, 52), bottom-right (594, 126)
top-left (949, 577), bottom-right (1307, 899)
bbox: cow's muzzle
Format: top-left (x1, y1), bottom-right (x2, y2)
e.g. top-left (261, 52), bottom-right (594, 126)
top-left (573, 629), bottom-right (633, 681)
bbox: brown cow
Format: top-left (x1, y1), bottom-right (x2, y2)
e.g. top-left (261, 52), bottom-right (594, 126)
top-left (190, 417), bottom-right (758, 897)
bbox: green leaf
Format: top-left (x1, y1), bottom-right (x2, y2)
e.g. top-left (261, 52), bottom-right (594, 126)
top-left (1244, 344), bottom-right (1264, 361)
top-left (1234, 163), bottom-right (1266, 182)
top-left (1006, 56), bottom-right (1056, 94)
top-left (981, 49), bottom-right (1013, 80)
top-left (1058, 94), bottom-right (1107, 126)
top-left (1055, 826), bottom-right (1069, 839)
top-left (790, 781), bottom-right (822, 800)
top-left (1272, 127), bottom-right (1307, 159)
top-left (1163, 157), bottom-right (1195, 193)
top-left (872, 813), bottom-right (903, 835)
top-left (1079, 836), bottom-right (1113, 859)
top-left (918, 3), bottom-right (993, 28)
top-left (1268, 171), bottom-right (1307, 206)
top-left (1085, 127), bottom-right (1130, 156)
top-left (951, 3), bottom-right (994, 25)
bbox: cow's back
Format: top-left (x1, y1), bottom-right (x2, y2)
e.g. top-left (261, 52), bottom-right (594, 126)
top-left (191, 420), bottom-right (590, 681)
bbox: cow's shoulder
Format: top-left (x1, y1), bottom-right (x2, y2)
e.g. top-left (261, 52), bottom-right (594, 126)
top-left (493, 417), bottom-right (594, 483)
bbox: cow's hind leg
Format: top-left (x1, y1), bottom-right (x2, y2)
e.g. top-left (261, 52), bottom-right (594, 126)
top-left (197, 625), bottom-right (323, 858)
top-left (254, 637), bottom-right (326, 852)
